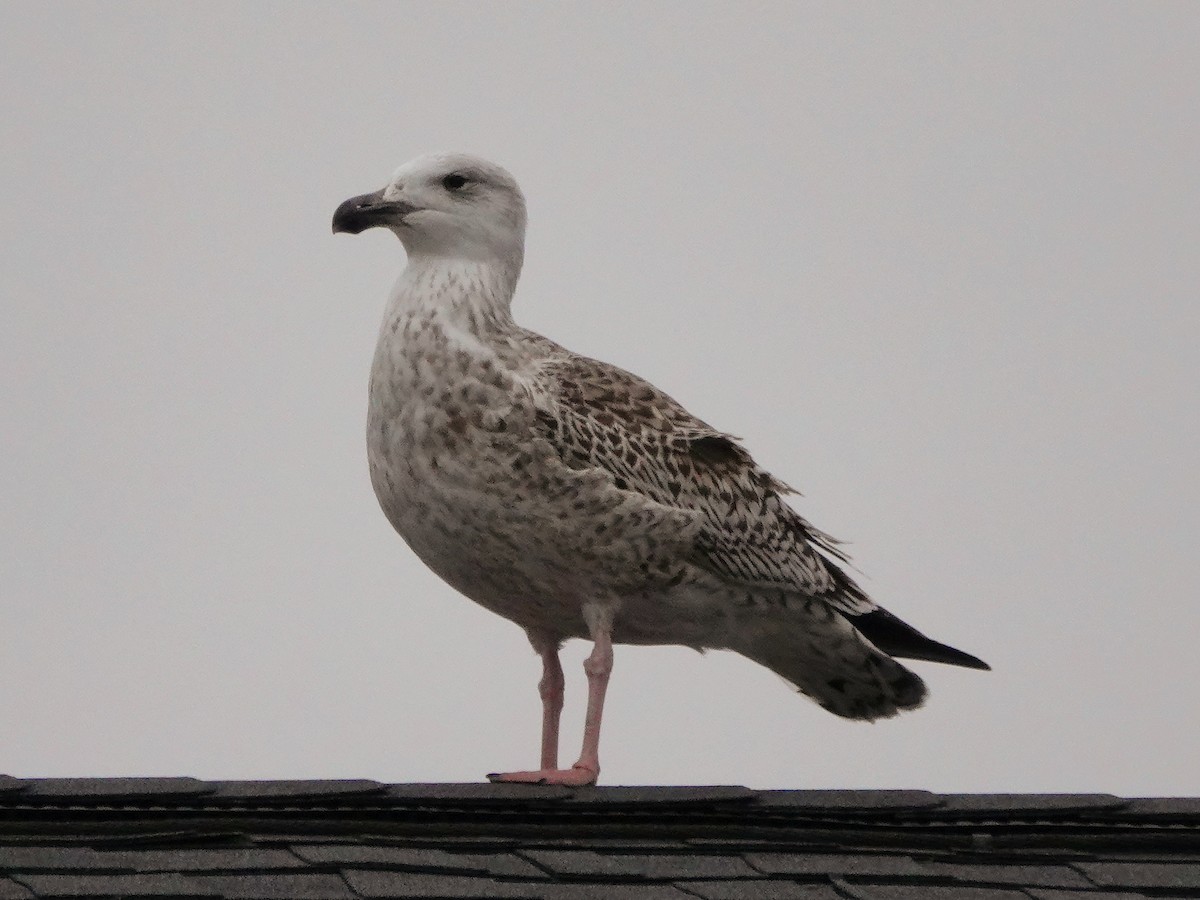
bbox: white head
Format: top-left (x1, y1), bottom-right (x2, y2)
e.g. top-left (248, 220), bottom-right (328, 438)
top-left (333, 153), bottom-right (526, 267)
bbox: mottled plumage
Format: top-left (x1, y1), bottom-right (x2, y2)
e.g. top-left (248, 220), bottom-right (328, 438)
top-left (333, 153), bottom-right (988, 784)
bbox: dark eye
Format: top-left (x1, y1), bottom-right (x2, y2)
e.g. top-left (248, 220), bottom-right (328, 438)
top-left (441, 173), bottom-right (469, 191)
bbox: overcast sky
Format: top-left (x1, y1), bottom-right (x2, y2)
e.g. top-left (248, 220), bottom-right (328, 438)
top-left (2, 2), bottom-right (1198, 795)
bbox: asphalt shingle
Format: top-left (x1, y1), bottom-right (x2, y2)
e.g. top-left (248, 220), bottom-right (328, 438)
top-left (1116, 797), bottom-right (1200, 817)
top-left (676, 881), bottom-right (844, 899)
top-left (1073, 860), bottom-right (1200, 888)
top-left (459, 854), bottom-right (549, 879)
top-left (1, 780), bottom-right (1198, 900)
top-left (12, 873), bottom-right (218, 897)
top-left (208, 780), bottom-right (386, 801)
top-left (384, 783), bottom-right (571, 804)
top-left (0, 846), bottom-right (308, 873)
top-left (290, 845), bottom-right (548, 879)
top-left (515, 850), bottom-right (628, 878)
top-left (743, 852), bottom-right (923, 877)
top-left (117, 848), bottom-right (310, 873)
top-left (919, 861), bottom-right (1094, 888)
top-left (292, 845), bottom-right (488, 871)
top-left (198, 874), bottom-right (356, 898)
top-left (516, 850), bottom-right (757, 880)
top-left (837, 885), bottom-right (1031, 900)
top-left (0, 878), bottom-right (34, 900)
top-left (0, 848), bottom-right (109, 871)
top-left (0, 777), bottom-right (30, 797)
top-left (527, 887), bottom-right (693, 900)
top-left (1025, 891), bottom-right (1150, 900)
top-left (601, 853), bottom-right (759, 879)
top-left (562, 786), bottom-right (756, 806)
top-left (341, 869), bottom-right (538, 898)
top-left (754, 790), bottom-right (939, 811)
top-left (18, 778), bottom-right (211, 803)
top-left (931, 794), bottom-right (1127, 815)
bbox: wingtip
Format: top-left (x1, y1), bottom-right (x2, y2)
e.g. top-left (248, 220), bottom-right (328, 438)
top-left (928, 644), bottom-right (991, 671)
top-left (848, 608), bottom-right (991, 671)
top-left (940, 652), bottom-right (988, 672)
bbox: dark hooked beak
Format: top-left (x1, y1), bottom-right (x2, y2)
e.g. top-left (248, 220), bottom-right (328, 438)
top-left (331, 190), bottom-right (419, 234)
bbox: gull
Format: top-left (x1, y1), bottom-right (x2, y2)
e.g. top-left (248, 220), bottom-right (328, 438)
top-left (332, 153), bottom-right (988, 786)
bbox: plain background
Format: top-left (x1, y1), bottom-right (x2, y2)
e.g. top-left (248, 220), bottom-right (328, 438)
top-left (2, 2), bottom-right (1197, 793)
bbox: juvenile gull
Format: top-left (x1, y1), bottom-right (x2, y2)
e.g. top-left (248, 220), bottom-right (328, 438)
top-left (333, 153), bottom-right (988, 786)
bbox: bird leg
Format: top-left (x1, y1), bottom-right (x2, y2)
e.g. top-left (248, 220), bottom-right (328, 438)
top-left (573, 627), bottom-right (613, 781)
top-left (535, 637), bottom-right (565, 769)
top-left (488, 611), bottom-right (614, 787)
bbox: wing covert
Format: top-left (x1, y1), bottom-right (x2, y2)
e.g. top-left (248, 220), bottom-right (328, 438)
top-left (529, 352), bottom-right (875, 615)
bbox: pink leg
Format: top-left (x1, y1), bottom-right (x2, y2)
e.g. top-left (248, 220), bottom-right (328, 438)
top-left (573, 628), bottom-right (613, 779)
top-left (534, 636), bottom-right (564, 769)
top-left (489, 614), bottom-right (614, 787)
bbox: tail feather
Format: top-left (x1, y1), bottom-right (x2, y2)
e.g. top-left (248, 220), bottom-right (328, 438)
top-left (731, 598), bottom-right (928, 721)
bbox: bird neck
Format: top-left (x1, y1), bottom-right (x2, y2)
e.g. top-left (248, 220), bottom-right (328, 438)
top-left (388, 253), bottom-right (522, 336)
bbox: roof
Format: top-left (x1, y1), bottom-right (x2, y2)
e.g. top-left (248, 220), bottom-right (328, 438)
top-left (1, 778), bottom-right (1199, 899)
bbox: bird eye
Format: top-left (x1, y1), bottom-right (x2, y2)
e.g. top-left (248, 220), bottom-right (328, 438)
top-left (442, 173), bottom-right (469, 191)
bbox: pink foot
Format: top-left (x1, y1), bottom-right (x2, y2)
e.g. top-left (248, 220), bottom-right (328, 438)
top-left (487, 763), bottom-right (598, 787)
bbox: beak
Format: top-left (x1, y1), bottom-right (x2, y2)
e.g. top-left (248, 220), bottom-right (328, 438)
top-left (332, 190), bottom-right (419, 234)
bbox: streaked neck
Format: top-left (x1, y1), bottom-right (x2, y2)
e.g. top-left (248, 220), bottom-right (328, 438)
top-left (389, 253), bottom-right (521, 334)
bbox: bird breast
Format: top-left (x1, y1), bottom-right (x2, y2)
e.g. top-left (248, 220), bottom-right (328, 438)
top-left (367, 306), bottom-right (529, 534)
top-left (364, 303), bottom-right (704, 636)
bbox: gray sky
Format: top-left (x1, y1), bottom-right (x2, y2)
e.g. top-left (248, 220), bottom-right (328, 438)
top-left (2, 2), bottom-right (1198, 794)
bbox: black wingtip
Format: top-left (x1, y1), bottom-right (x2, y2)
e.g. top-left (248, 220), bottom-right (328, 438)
top-left (932, 646), bottom-right (992, 671)
top-left (849, 608), bottom-right (990, 671)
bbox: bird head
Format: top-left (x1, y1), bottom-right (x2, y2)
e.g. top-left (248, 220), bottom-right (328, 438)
top-left (333, 153), bottom-right (526, 265)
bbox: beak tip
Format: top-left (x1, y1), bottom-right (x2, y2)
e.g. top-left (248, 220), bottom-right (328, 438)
top-left (332, 190), bottom-right (388, 237)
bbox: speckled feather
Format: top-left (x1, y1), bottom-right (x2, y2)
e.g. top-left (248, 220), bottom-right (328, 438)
top-left (529, 349), bottom-right (875, 615)
top-left (344, 152), bottom-right (985, 725)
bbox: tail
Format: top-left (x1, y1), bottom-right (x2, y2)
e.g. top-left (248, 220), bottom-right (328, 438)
top-left (732, 600), bottom-right (928, 721)
top-left (846, 608), bottom-right (991, 671)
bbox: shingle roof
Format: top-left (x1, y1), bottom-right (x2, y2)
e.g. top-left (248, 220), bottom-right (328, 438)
top-left (1, 778), bottom-right (1198, 899)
